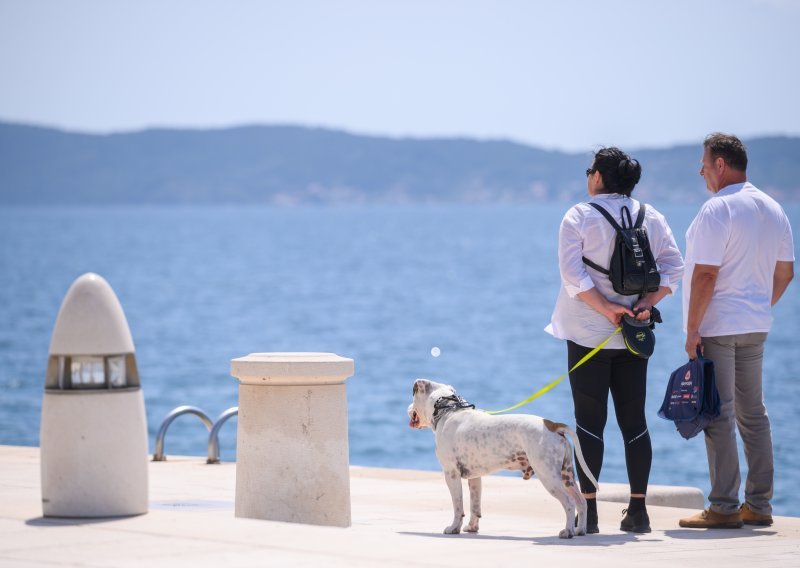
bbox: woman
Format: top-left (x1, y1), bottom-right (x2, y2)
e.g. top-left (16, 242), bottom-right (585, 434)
top-left (546, 147), bottom-right (684, 534)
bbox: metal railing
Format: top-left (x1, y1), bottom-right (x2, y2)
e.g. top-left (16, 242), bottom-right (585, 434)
top-left (206, 407), bottom-right (239, 464)
top-left (153, 405), bottom-right (238, 463)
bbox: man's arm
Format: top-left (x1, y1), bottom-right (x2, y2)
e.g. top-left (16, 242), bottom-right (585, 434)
top-left (772, 261), bottom-right (794, 306)
top-left (685, 264), bottom-right (720, 359)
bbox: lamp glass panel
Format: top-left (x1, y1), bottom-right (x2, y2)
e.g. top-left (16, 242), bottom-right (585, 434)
top-left (108, 355), bottom-right (126, 387)
top-left (70, 357), bottom-right (105, 386)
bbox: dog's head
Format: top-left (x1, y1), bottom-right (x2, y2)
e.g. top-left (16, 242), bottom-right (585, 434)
top-left (407, 378), bottom-right (457, 429)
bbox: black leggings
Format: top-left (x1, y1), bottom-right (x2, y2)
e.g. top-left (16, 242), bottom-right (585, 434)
top-left (567, 340), bottom-right (652, 495)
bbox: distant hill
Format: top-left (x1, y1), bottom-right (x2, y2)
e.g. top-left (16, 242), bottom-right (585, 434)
top-left (1, 122), bottom-right (798, 205)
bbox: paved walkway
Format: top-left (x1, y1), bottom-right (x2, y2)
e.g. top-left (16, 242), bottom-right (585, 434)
top-left (1, 445), bottom-right (798, 567)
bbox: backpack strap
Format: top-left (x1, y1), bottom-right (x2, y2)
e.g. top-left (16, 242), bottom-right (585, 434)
top-left (582, 256), bottom-right (610, 275)
top-left (582, 202), bottom-right (619, 275)
top-left (587, 202), bottom-right (623, 231)
top-left (634, 203), bottom-right (646, 229)
top-left (629, 203), bottom-right (649, 296)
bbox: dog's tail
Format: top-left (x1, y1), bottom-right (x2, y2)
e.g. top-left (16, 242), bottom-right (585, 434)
top-left (555, 424), bottom-right (600, 492)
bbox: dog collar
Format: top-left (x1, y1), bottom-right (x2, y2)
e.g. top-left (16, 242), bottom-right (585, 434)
top-left (432, 394), bottom-right (475, 430)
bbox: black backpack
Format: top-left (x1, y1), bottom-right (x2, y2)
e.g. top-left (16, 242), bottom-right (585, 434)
top-left (582, 202), bottom-right (660, 296)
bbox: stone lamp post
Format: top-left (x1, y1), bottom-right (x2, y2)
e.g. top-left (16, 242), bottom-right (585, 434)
top-left (40, 273), bottom-right (148, 517)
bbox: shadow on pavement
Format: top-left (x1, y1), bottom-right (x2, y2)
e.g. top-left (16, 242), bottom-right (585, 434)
top-left (398, 530), bottom-right (656, 546)
top-left (398, 531), bottom-right (533, 542)
top-left (664, 527), bottom-right (777, 539)
top-left (25, 513), bottom-right (145, 527)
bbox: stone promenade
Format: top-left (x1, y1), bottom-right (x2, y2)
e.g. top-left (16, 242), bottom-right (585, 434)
top-left (1, 445), bottom-right (798, 567)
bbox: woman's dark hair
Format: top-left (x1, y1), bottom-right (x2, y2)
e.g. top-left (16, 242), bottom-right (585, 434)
top-left (589, 147), bottom-right (642, 196)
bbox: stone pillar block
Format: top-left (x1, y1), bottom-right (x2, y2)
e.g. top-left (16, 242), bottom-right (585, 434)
top-left (230, 352), bottom-right (355, 527)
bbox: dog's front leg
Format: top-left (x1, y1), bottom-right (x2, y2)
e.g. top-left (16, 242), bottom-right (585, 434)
top-left (464, 477), bottom-right (482, 533)
top-left (443, 470), bottom-right (464, 534)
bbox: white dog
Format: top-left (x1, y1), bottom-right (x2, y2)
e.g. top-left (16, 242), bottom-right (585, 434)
top-left (407, 379), bottom-right (598, 539)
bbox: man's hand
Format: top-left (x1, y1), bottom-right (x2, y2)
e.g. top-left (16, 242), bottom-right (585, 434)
top-left (685, 330), bottom-right (702, 359)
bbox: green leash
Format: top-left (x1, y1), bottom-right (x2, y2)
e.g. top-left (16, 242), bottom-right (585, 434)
top-left (484, 327), bottom-right (621, 415)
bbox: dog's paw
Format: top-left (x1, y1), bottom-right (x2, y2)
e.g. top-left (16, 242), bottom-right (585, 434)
top-left (443, 524), bottom-right (461, 535)
top-left (464, 515), bottom-right (480, 532)
top-left (558, 528), bottom-right (575, 539)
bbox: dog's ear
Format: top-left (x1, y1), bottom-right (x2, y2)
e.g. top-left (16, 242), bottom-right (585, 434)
top-left (413, 379), bottom-right (430, 396)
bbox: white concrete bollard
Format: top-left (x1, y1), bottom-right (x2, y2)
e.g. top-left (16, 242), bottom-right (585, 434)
top-left (230, 352), bottom-right (355, 527)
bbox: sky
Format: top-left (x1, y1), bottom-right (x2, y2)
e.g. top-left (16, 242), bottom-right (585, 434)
top-left (1, 0), bottom-right (798, 152)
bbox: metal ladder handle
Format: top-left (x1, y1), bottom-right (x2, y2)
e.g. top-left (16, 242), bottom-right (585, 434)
top-left (207, 407), bottom-right (238, 464)
top-left (153, 405), bottom-right (213, 461)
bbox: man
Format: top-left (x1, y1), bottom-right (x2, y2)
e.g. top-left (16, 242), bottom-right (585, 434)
top-left (679, 133), bottom-right (794, 529)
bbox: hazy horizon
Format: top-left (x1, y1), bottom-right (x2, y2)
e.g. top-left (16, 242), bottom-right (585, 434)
top-left (4, 118), bottom-right (799, 156)
top-left (2, 0), bottom-right (799, 153)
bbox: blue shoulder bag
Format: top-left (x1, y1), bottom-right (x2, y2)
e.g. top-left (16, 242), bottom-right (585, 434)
top-left (657, 349), bottom-right (721, 440)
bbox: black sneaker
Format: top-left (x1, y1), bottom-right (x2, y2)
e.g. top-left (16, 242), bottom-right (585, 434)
top-left (576, 504), bottom-right (599, 534)
top-left (620, 508), bottom-right (651, 533)
top-left (586, 505), bottom-right (599, 534)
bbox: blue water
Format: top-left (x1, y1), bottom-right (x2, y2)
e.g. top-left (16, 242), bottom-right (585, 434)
top-left (1, 204), bottom-right (798, 516)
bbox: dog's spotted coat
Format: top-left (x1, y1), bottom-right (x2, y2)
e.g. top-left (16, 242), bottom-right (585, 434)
top-left (408, 379), bottom-right (599, 539)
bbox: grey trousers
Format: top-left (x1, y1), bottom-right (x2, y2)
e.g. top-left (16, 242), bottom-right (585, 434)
top-left (702, 333), bottom-right (773, 515)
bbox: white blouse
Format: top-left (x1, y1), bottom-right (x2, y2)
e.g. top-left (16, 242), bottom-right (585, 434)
top-left (546, 193), bottom-right (685, 349)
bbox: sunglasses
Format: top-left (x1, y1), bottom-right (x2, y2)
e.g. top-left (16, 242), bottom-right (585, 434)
top-left (585, 168), bottom-right (595, 177)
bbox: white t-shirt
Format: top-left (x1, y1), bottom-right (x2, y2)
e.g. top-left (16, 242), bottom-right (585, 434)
top-left (682, 182), bottom-right (795, 336)
top-left (546, 193), bottom-right (685, 349)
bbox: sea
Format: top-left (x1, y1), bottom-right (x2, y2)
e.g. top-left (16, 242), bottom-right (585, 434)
top-left (1, 203), bottom-right (798, 516)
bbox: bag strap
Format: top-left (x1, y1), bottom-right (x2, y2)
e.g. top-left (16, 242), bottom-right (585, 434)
top-left (582, 202), bottom-right (625, 274)
top-left (634, 203), bottom-right (646, 229)
top-left (582, 256), bottom-right (609, 275)
top-left (587, 202), bottom-right (623, 231)
top-left (620, 205), bottom-right (634, 229)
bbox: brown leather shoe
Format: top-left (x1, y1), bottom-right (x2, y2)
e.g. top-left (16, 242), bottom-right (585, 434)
top-left (740, 504), bottom-right (773, 526)
top-left (679, 508), bottom-right (743, 529)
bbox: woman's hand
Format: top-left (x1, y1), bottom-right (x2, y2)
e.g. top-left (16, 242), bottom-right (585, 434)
top-left (577, 287), bottom-right (634, 327)
top-left (632, 286), bottom-right (672, 322)
top-left (600, 302), bottom-right (634, 327)
top-left (632, 299), bottom-right (652, 322)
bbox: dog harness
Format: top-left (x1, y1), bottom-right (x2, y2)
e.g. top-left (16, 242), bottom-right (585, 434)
top-left (432, 394), bottom-right (475, 430)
